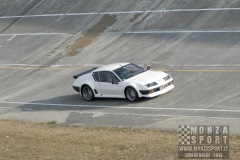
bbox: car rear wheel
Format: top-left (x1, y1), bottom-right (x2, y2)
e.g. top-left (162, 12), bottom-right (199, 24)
top-left (81, 85), bottom-right (94, 101)
top-left (125, 87), bottom-right (139, 102)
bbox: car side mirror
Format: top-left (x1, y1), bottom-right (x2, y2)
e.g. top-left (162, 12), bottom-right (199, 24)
top-left (147, 65), bottom-right (151, 70)
top-left (112, 79), bottom-right (119, 84)
top-left (146, 65), bottom-right (151, 70)
top-left (143, 64), bottom-right (151, 71)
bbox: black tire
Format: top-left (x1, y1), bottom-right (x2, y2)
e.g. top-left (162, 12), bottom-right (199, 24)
top-left (125, 87), bottom-right (139, 102)
top-left (81, 85), bottom-right (95, 101)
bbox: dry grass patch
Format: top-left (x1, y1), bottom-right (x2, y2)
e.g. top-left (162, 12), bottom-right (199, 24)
top-left (0, 120), bottom-right (239, 160)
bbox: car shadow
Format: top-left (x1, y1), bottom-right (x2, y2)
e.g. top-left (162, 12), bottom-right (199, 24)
top-left (17, 94), bottom-right (151, 112)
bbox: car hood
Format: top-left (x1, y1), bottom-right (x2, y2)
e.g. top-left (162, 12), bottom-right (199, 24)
top-left (125, 70), bottom-right (169, 85)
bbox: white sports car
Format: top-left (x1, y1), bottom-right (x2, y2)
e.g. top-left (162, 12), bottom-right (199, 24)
top-left (72, 63), bottom-right (174, 102)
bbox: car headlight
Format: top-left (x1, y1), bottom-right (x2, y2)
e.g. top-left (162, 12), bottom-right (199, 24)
top-left (145, 82), bottom-right (158, 88)
top-left (163, 75), bottom-right (171, 81)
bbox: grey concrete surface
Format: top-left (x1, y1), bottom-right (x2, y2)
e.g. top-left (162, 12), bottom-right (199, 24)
top-left (0, 0), bottom-right (240, 134)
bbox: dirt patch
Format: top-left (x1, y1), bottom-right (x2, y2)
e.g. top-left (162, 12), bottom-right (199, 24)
top-left (66, 14), bottom-right (117, 56)
top-left (0, 120), bottom-right (239, 160)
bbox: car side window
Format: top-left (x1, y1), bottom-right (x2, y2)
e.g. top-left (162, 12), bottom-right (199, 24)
top-left (112, 73), bottom-right (120, 83)
top-left (92, 72), bottom-right (100, 82)
top-left (99, 71), bottom-right (112, 83)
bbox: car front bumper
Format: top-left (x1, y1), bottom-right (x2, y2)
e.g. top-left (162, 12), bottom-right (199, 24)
top-left (139, 81), bottom-right (174, 98)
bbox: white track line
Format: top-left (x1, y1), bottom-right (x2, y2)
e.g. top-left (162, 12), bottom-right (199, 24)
top-left (76, 111), bottom-right (240, 120)
top-left (0, 8), bottom-right (240, 19)
top-left (166, 64), bottom-right (240, 67)
top-left (0, 31), bottom-right (239, 37)
top-left (150, 8), bottom-right (240, 12)
top-left (0, 64), bottom-right (27, 66)
top-left (0, 64), bottom-right (71, 68)
top-left (101, 8), bottom-right (240, 14)
top-left (7, 35), bottom-right (16, 41)
top-left (1, 101), bottom-right (240, 113)
top-left (0, 13), bottom-right (65, 19)
top-left (0, 33), bottom-right (71, 37)
top-left (1, 63), bottom-right (240, 68)
top-left (125, 30), bottom-right (240, 34)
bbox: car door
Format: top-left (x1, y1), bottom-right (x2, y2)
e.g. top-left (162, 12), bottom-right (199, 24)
top-left (93, 71), bottom-right (124, 98)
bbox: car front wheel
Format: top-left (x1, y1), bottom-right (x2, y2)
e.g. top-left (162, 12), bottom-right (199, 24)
top-left (81, 85), bottom-right (94, 101)
top-left (125, 87), bottom-right (139, 102)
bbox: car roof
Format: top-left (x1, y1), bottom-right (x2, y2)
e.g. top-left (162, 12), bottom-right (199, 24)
top-left (94, 63), bottom-right (129, 72)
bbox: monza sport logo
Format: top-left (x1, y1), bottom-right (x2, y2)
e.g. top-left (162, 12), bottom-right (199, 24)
top-left (178, 125), bottom-right (229, 159)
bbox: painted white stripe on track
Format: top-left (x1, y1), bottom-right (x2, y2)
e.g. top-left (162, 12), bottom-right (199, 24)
top-left (167, 64), bottom-right (240, 67)
top-left (125, 30), bottom-right (240, 34)
top-left (0, 31), bottom-right (239, 37)
top-left (0, 64), bottom-right (71, 68)
top-left (0, 33), bottom-right (71, 36)
top-left (145, 62), bottom-right (240, 67)
top-left (1, 101), bottom-right (240, 113)
top-left (207, 117), bottom-right (238, 120)
top-left (1, 8), bottom-right (240, 19)
top-left (76, 111), bottom-right (240, 120)
top-left (7, 35), bottom-right (16, 41)
top-left (0, 64), bottom-right (27, 66)
top-left (0, 13), bottom-right (65, 19)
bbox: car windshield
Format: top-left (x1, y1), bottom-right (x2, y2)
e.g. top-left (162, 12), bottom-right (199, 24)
top-left (113, 64), bottom-right (145, 81)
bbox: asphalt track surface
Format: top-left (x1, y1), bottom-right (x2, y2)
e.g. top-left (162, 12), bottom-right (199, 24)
top-left (0, 0), bottom-right (240, 134)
